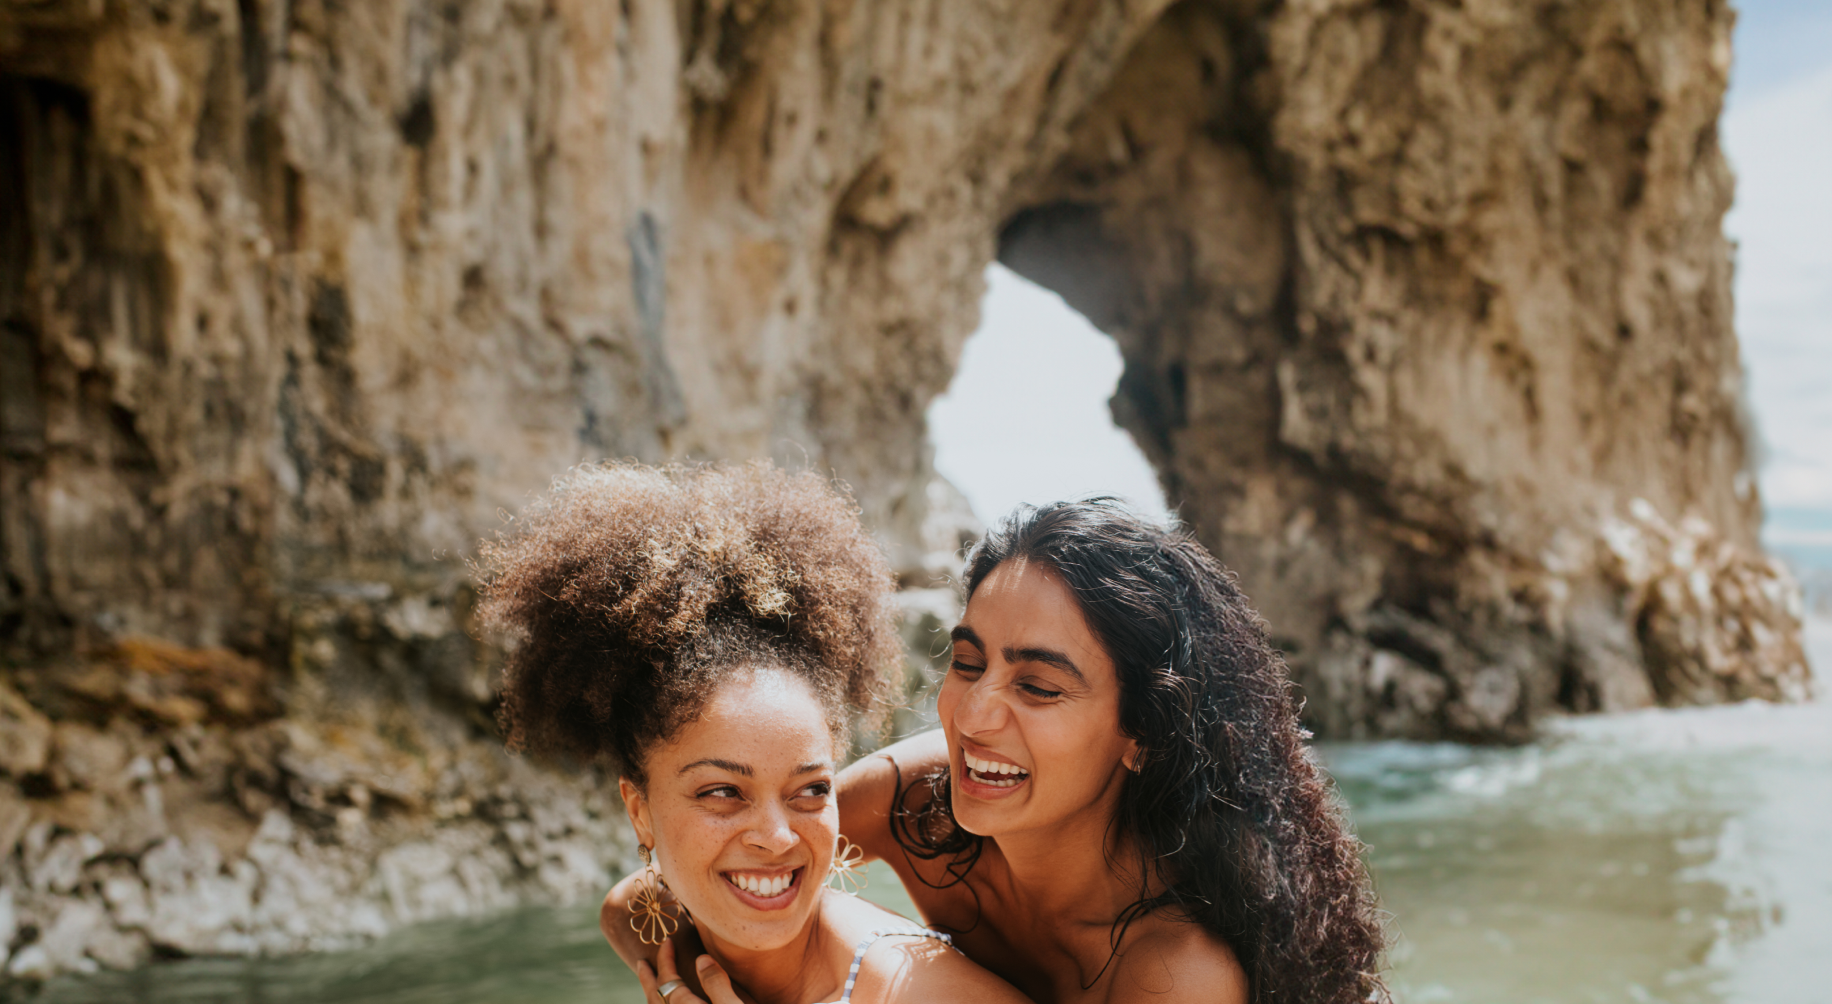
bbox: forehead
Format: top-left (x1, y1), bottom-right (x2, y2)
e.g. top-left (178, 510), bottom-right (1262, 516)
top-left (650, 667), bottom-right (836, 771)
top-left (963, 559), bottom-right (1111, 665)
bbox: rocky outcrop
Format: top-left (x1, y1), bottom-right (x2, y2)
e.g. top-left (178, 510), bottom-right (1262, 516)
top-left (0, 640), bottom-right (631, 979)
top-left (0, 0), bottom-right (1808, 981)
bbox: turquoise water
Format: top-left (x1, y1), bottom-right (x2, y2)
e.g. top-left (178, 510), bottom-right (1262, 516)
top-left (8, 622), bottom-right (1828, 1003)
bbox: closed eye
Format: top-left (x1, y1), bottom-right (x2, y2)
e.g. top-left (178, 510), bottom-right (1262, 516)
top-left (950, 660), bottom-right (986, 677)
top-left (1018, 682), bottom-right (1063, 699)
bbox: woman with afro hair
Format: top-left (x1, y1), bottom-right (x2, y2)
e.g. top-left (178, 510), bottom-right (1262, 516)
top-left (479, 461), bottom-right (1030, 1004)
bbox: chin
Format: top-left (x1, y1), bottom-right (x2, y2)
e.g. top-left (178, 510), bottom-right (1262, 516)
top-left (714, 918), bottom-right (807, 954)
top-left (949, 772), bottom-right (1023, 837)
top-left (689, 882), bottom-right (820, 952)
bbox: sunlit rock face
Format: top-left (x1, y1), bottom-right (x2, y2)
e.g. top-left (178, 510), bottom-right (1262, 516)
top-left (0, 0), bottom-right (1808, 978)
top-left (1000, 0), bottom-right (1808, 740)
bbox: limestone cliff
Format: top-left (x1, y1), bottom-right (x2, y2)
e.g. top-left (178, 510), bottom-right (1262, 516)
top-left (0, 0), bottom-right (1808, 980)
top-left (1000, 0), bottom-right (1809, 738)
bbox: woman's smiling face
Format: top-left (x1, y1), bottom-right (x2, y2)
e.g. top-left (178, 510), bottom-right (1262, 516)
top-left (938, 557), bottom-right (1139, 839)
top-left (620, 667), bottom-right (839, 952)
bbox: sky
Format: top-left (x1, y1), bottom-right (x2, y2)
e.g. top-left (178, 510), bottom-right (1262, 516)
top-left (1721, 0), bottom-right (1832, 566)
top-left (930, 1), bottom-right (1832, 567)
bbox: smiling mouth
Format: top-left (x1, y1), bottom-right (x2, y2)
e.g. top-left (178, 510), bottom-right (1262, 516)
top-left (722, 867), bottom-right (802, 903)
top-left (962, 751), bottom-right (1030, 788)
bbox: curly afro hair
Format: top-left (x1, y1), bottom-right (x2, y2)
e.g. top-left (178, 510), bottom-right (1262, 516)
top-left (477, 461), bottom-right (903, 784)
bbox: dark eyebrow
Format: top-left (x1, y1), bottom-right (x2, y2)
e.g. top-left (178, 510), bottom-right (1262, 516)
top-left (952, 624), bottom-right (1086, 682)
top-left (796, 761), bottom-right (834, 774)
top-left (679, 758), bottom-right (752, 776)
top-left (1004, 645), bottom-right (1086, 683)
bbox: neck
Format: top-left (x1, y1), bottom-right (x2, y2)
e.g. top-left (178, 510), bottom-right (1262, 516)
top-left (989, 768), bottom-right (1152, 932)
top-left (699, 893), bottom-right (845, 1004)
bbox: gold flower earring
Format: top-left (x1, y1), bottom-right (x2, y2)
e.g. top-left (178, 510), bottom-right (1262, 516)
top-left (629, 844), bottom-right (682, 946)
top-left (827, 834), bottom-right (868, 895)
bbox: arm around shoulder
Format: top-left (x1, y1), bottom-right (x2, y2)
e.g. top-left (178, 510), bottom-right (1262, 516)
top-left (599, 872), bottom-right (653, 970)
top-left (600, 872), bottom-right (702, 974)
top-left (837, 729), bottom-right (949, 863)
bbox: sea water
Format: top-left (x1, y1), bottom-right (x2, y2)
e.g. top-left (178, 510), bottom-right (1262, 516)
top-left (9, 621), bottom-right (1827, 1004)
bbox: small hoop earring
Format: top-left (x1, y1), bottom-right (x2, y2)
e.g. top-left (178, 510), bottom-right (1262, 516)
top-left (827, 834), bottom-right (868, 895)
top-left (629, 844), bottom-right (682, 945)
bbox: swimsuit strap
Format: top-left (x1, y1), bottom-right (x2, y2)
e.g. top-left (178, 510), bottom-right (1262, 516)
top-left (834, 927), bottom-right (954, 1004)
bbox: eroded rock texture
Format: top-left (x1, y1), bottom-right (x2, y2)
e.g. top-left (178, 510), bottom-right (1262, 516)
top-left (0, 0), bottom-right (1808, 978)
top-left (1003, 0), bottom-right (1808, 738)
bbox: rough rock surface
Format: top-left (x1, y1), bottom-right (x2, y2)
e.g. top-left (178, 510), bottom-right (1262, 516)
top-left (0, 0), bottom-right (1809, 981)
top-left (0, 641), bottom-right (633, 980)
top-left (999, 0), bottom-right (1809, 737)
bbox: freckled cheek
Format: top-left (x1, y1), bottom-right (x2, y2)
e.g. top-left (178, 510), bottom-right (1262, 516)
top-left (799, 816), bottom-right (838, 878)
top-left (657, 813), bottom-right (744, 887)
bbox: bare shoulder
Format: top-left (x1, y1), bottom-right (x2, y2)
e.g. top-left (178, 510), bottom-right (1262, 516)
top-left (1107, 920), bottom-right (1248, 1004)
top-left (852, 931), bottom-right (1031, 1004)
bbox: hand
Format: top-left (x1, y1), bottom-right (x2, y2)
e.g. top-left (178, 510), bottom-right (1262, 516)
top-left (636, 936), bottom-right (742, 1004)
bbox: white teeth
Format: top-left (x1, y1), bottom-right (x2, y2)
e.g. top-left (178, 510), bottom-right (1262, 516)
top-left (730, 872), bottom-right (792, 897)
top-left (964, 752), bottom-right (1028, 780)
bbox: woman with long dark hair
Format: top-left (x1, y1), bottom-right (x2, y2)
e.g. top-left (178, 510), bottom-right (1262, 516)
top-left (604, 499), bottom-right (1387, 1003)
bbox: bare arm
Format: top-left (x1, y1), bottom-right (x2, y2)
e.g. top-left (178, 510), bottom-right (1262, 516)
top-left (837, 729), bottom-right (949, 863)
top-left (599, 874), bottom-right (702, 976)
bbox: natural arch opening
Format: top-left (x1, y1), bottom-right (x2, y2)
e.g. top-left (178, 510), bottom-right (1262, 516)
top-left (927, 263), bottom-right (1167, 528)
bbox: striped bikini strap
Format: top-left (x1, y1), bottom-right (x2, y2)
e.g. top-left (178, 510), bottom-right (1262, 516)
top-left (834, 927), bottom-right (955, 1004)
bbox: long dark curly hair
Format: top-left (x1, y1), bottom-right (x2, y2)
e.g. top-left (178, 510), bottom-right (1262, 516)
top-left (895, 500), bottom-right (1388, 1003)
top-left (476, 461), bottom-right (903, 784)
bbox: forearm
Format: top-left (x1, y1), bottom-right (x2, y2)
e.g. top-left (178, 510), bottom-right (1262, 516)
top-left (599, 872), bottom-right (655, 971)
top-left (600, 872), bottom-right (702, 970)
top-left (869, 728), bottom-right (949, 778)
top-left (837, 728), bottom-right (949, 862)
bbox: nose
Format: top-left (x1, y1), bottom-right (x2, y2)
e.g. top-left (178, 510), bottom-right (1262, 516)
top-left (950, 668), bottom-right (1012, 738)
top-left (742, 799), bottom-right (799, 857)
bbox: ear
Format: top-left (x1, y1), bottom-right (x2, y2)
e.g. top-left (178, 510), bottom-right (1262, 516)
top-left (1121, 738), bottom-right (1143, 774)
top-left (620, 776), bottom-right (655, 850)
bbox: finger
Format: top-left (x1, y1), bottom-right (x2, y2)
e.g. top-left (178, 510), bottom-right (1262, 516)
top-left (696, 954), bottom-right (745, 1004)
top-left (657, 936), bottom-right (682, 984)
top-left (642, 945), bottom-right (711, 1004)
top-left (637, 960), bottom-right (662, 1004)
